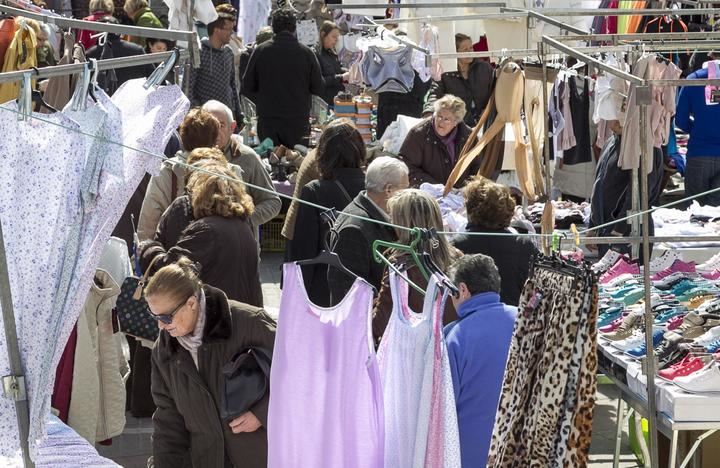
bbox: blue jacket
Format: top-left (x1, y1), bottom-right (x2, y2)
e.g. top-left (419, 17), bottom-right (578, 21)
top-left (675, 67), bottom-right (720, 158)
top-left (444, 292), bottom-right (517, 467)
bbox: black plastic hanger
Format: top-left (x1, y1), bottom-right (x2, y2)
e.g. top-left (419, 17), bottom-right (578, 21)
top-left (31, 89), bottom-right (59, 113)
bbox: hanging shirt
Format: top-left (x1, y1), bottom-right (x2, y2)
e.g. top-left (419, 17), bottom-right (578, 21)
top-left (268, 263), bottom-right (384, 468)
top-left (0, 80), bottom-right (188, 460)
top-left (0, 23), bottom-right (37, 104)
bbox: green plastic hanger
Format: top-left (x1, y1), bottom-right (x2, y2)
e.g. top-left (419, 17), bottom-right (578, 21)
top-left (372, 227), bottom-right (430, 295)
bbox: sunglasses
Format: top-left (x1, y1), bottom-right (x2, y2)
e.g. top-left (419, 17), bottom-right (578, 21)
top-left (147, 295), bottom-right (192, 325)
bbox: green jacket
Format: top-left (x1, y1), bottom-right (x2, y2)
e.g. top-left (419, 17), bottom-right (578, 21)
top-left (132, 8), bottom-right (163, 46)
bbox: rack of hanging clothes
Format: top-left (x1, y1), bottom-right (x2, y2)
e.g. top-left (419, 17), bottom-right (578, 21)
top-left (0, 3), bottom-right (201, 66)
top-left (0, 47), bottom-right (189, 466)
top-left (539, 33), bottom-right (720, 468)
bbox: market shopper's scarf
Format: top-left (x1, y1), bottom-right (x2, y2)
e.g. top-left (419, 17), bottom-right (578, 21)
top-left (433, 117), bottom-right (459, 164)
top-left (177, 288), bottom-right (207, 368)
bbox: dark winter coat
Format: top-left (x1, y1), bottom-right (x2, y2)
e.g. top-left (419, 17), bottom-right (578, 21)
top-left (397, 117), bottom-right (479, 188)
top-left (313, 45), bottom-right (345, 106)
top-left (425, 60), bottom-right (495, 126)
top-left (151, 284), bottom-right (276, 468)
top-left (451, 226), bottom-right (538, 306)
top-left (328, 191), bottom-right (397, 305)
top-left (86, 35), bottom-right (154, 95)
top-left (242, 31), bottom-right (324, 120)
top-left (285, 167), bottom-right (365, 307)
top-left (141, 215), bottom-right (263, 307)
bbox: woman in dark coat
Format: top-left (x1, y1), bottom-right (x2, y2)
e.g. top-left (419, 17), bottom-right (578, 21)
top-left (141, 153), bottom-right (263, 307)
top-left (285, 119), bottom-right (366, 307)
top-left (398, 94), bottom-right (481, 188)
top-left (146, 257), bottom-right (276, 468)
top-left (314, 21), bottom-right (347, 106)
top-left (424, 33), bottom-right (494, 126)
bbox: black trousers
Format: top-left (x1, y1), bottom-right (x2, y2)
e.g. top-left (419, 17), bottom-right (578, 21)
top-left (257, 117), bottom-right (309, 148)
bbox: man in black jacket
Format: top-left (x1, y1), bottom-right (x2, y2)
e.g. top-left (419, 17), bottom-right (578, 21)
top-left (242, 9), bottom-right (324, 147)
top-left (328, 157), bottom-right (409, 305)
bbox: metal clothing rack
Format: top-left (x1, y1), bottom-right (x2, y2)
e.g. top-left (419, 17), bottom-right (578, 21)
top-left (0, 51), bottom-right (187, 84)
top-left (540, 33), bottom-right (720, 468)
top-left (326, 2), bottom-right (507, 9)
top-left (0, 3), bottom-right (201, 67)
top-left (0, 50), bottom-right (178, 466)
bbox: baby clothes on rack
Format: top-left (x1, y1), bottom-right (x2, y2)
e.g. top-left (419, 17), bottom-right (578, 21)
top-left (412, 23), bottom-right (442, 83)
top-left (268, 263), bottom-right (384, 468)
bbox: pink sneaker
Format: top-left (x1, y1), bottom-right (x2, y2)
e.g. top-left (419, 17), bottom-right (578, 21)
top-left (599, 315), bottom-right (628, 333)
top-left (600, 258), bottom-right (640, 285)
top-left (701, 270), bottom-right (720, 281)
top-left (667, 314), bottom-right (687, 331)
top-left (651, 260), bottom-right (696, 282)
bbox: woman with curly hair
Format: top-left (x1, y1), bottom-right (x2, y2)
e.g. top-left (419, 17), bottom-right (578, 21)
top-left (451, 177), bottom-right (537, 306)
top-left (142, 149), bottom-right (263, 306)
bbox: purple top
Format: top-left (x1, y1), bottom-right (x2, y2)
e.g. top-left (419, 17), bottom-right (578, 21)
top-left (268, 263), bottom-right (384, 468)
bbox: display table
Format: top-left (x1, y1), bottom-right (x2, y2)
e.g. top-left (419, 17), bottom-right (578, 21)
top-left (272, 180), bottom-right (295, 198)
top-left (598, 341), bottom-right (720, 468)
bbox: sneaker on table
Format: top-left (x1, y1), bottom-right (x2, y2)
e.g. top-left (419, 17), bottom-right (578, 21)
top-left (612, 330), bottom-right (646, 351)
top-left (692, 326), bottom-right (720, 348)
top-left (650, 260), bottom-right (696, 282)
top-left (697, 253), bottom-right (720, 272)
top-left (592, 250), bottom-right (625, 274)
top-left (641, 250), bottom-right (683, 274)
top-left (666, 314), bottom-right (688, 331)
top-left (603, 313), bottom-right (643, 341)
top-left (701, 270), bottom-right (720, 281)
top-left (654, 272), bottom-right (696, 290)
top-left (599, 314), bottom-right (628, 333)
top-left (598, 308), bottom-right (624, 329)
top-left (654, 308), bottom-right (686, 325)
top-left (673, 362), bottom-right (720, 393)
top-left (625, 329), bottom-right (665, 358)
top-left (665, 313), bottom-right (720, 341)
top-left (658, 355), bottom-right (705, 381)
top-left (600, 258), bottom-right (640, 285)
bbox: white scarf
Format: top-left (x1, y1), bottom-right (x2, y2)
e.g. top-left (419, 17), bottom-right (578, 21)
top-left (177, 289), bottom-right (207, 368)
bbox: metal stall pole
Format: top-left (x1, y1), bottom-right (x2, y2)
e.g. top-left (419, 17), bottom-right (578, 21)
top-left (539, 41), bottom-right (553, 254)
top-left (638, 91), bottom-right (660, 468)
top-left (0, 217), bottom-right (33, 468)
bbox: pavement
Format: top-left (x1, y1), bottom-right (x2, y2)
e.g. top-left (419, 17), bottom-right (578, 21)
top-left (97, 252), bottom-right (642, 467)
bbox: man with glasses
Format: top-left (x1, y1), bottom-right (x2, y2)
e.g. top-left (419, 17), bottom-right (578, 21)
top-left (187, 4), bottom-right (243, 126)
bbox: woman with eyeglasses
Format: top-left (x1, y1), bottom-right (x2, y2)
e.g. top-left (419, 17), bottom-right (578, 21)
top-left (145, 257), bottom-right (276, 468)
top-left (397, 94), bottom-right (480, 188)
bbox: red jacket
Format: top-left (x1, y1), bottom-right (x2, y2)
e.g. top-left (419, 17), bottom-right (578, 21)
top-left (77, 12), bottom-right (108, 51)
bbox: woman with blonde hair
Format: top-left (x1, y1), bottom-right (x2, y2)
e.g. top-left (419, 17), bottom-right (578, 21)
top-left (147, 256), bottom-right (276, 468)
top-left (141, 155), bottom-right (263, 306)
top-left (372, 189), bottom-right (462, 343)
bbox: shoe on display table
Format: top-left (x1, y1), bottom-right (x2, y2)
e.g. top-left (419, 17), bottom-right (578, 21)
top-left (658, 355), bottom-right (705, 381)
top-left (674, 362), bottom-right (720, 394)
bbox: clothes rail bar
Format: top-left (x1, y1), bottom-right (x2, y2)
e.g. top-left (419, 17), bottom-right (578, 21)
top-left (430, 48), bottom-right (542, 59)
top-left (362, 18), bottom-right (430, 54)
top-left (0, 51), bottom-right (187, 84)
top-left (504, 8), bottom-right (590, 35)
top-left (507, 6), bottom-right (720, 15)
top-left (0, 3), bottom-right (200, 66)
top-left (326, 2), bottom-right (506, 9)
top-left (542, 35), bottom-right (644, 84)
top-left (357, 11), bottom-right (528, 24)
top-left (0, 216), bottom-right (33, 467)
top-left (549, 31), bottom-right (720, 42)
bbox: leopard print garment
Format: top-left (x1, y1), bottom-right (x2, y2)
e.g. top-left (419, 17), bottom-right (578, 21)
top-left (487, 266), bottom-right (597, 467)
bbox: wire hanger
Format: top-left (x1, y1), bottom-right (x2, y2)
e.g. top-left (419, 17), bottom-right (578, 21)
top-left (144, 48), bottom-right (179, 89)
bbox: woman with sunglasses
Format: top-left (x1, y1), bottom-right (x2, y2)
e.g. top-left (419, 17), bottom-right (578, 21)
top-left (146, 257), bottom-right (276, 468)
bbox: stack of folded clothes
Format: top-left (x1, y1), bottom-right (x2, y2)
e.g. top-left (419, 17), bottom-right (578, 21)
top-left (594, 249), bottom-right (720, 393)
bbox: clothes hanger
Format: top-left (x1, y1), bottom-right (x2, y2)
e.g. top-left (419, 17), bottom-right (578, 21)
top-left (144, 48), bottom-right (179, 89)
top-left (295, 208), bottom-right (373, 291)
top-left (417, 228), bottom-right (459, 296)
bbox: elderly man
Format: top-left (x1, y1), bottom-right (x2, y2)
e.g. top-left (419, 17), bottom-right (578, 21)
top-left (445, 254), bottom-right (517, 467)
top-left (328, 157), bottom-right (409, 305)
top-left (202, 100), bottom-right (281, 230)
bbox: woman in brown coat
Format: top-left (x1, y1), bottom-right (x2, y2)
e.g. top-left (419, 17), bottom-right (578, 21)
top-left (141, 153), bottom-right (263, 307)
top-left (147, 258), bottom-right (276, 468)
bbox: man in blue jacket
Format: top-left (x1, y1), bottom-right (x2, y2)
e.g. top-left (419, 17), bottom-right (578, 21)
top-left (445, 254), bottom-right (518, 467)
top-left (676, 59), bottom-right (720, 206)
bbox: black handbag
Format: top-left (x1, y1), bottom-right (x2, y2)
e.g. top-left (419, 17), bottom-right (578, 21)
top-left (115, 256), bottom-right (162, 342)
top-left (220, 347), bottom-right (273, 422)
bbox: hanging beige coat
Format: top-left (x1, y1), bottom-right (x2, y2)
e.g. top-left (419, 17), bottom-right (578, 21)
top-left (444, 60), bottom-right (539, 200)
top-left (67, 269), bottom-right (127, 443)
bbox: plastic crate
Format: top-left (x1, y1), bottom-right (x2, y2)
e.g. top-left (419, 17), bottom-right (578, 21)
top-left (260, 214), bottom-right (286, 252)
